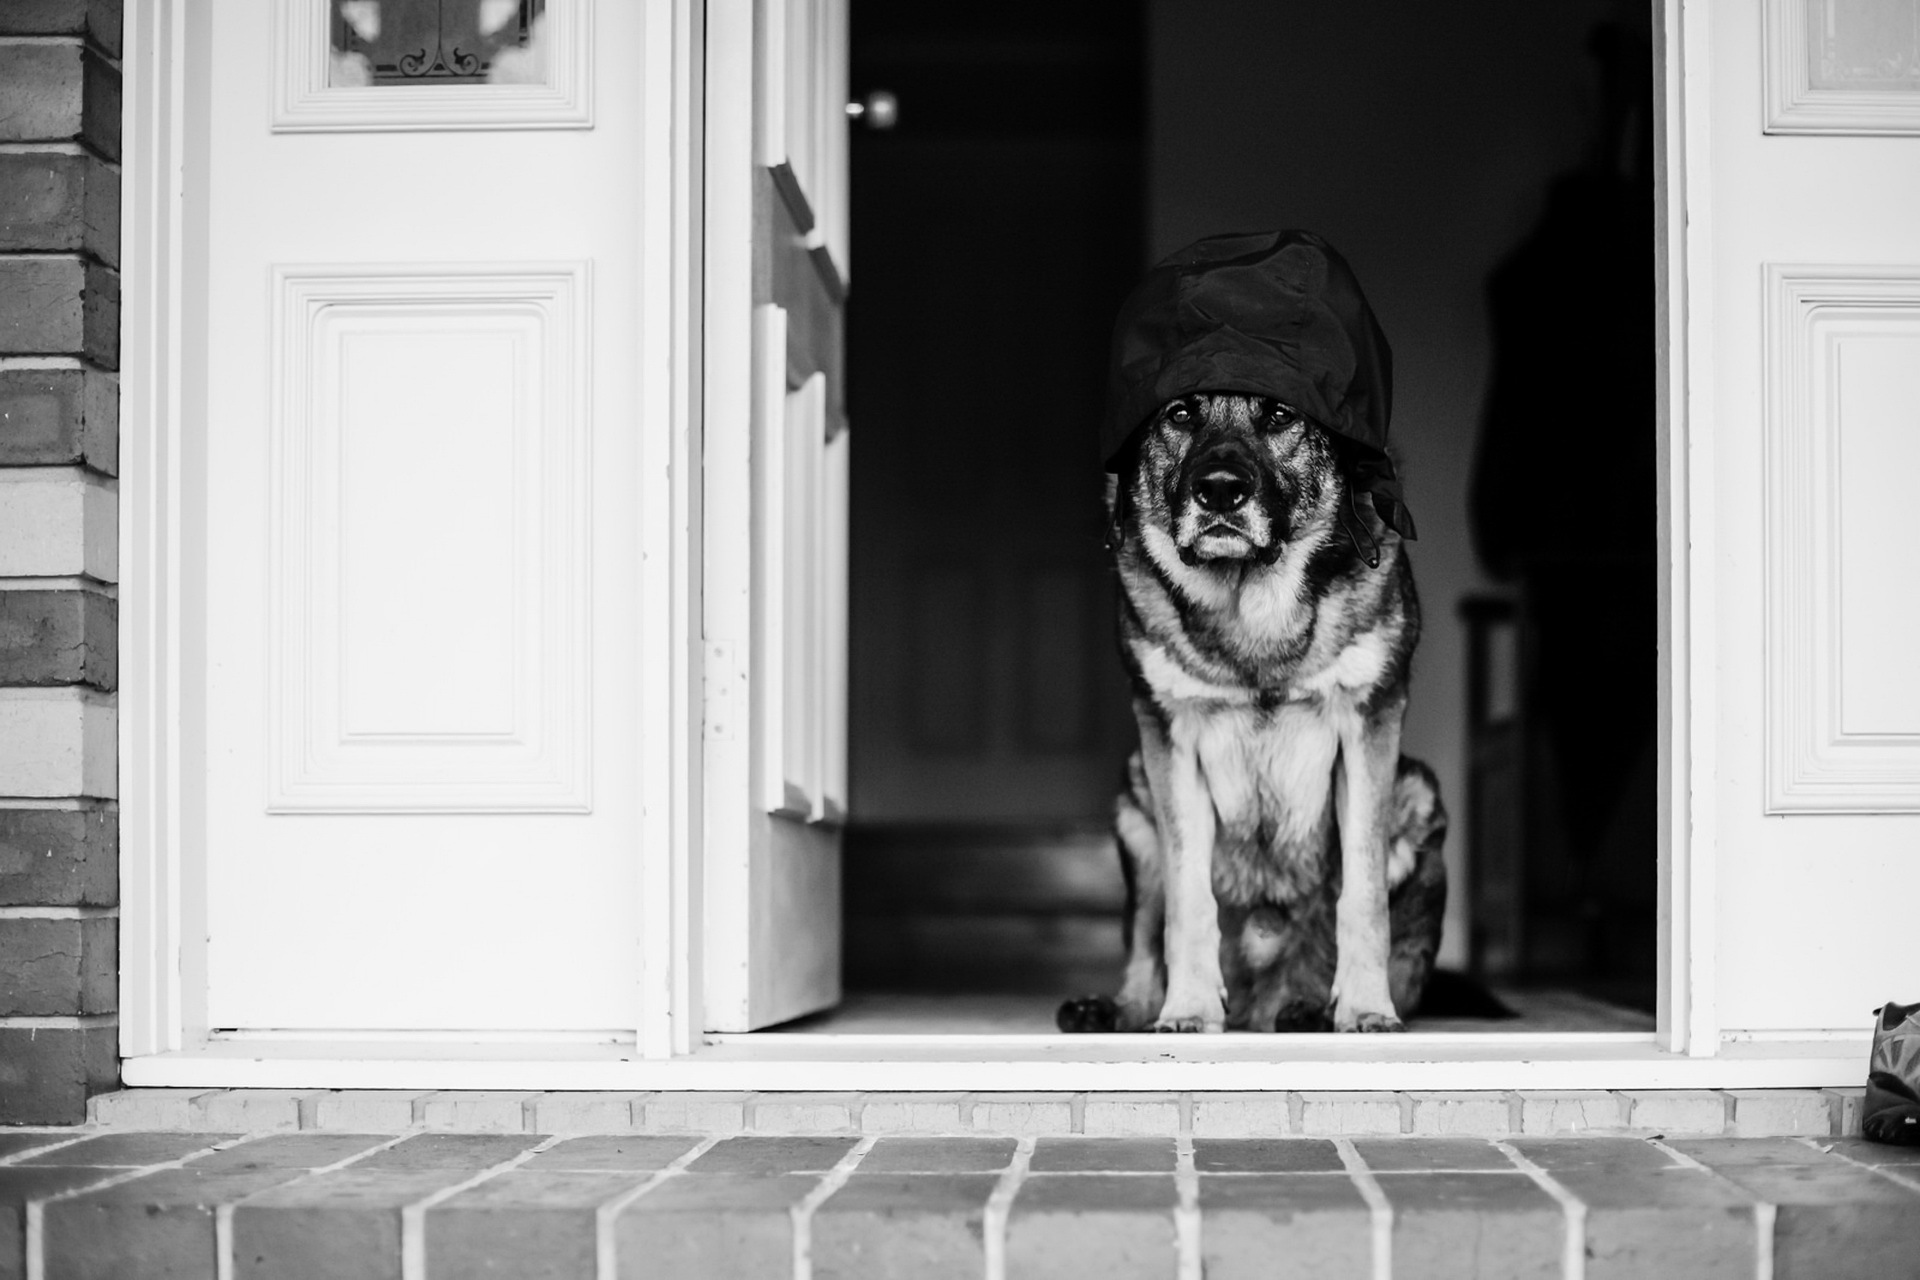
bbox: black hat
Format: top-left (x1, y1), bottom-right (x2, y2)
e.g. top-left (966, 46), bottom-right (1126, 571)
top-left (1103, 230), bottom-right (1414, 539)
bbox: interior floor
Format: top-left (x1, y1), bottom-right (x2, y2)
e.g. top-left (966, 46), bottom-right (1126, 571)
top-left (772, 988), bottom-right (1657, 1036)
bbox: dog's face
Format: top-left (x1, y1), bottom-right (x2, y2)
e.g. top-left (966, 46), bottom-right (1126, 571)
top-left (1128, 393), bottom-right (1341, 566)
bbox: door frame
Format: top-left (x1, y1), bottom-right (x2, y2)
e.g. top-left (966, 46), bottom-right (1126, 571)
top-left (119, 0), bottom-right (1766, 1083)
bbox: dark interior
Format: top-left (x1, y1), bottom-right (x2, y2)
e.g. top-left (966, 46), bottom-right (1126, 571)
top-left (838, 0), bottom-right (1658, 1029)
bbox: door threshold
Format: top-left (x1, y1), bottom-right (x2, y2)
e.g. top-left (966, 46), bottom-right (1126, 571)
top-left (119, 1033), bottom-right (1869, 1091)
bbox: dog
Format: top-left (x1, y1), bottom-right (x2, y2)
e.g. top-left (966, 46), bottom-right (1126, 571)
top-left (1059, 390), bottom-right (1448, 1033)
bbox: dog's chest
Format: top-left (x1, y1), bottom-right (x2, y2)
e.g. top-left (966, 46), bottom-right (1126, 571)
top-left (1189, 700), bottom-right (1342, 904)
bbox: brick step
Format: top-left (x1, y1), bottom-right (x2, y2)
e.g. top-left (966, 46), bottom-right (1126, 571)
top-left (3, 1131), bottom-right (1917, 1278)
top-left (90, 1087), bottom-right (1867, 1138)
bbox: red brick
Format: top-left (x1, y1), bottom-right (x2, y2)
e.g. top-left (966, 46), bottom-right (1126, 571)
top-left (0, 590), bottom-right (115, 689)
top-left (1351, 1138), bottom-right (1511, 1172)
top-left (1668, 1138), bottom-right (1920, 1280)
top-left (1005, 1175), bottom-right (1178, 1279)
top-left (45, 1167), bottom-right (318, 1280)
top-left (0, 367), bottom-right (116, 471)
top-left (1372, 1172), bottom-right (1562, 1280)
top-left (686, 1135), bottom-right (856, 1174)
top-left (0, 1025), bottom-right (116, 1124)
top-left (0, 45), bottom-right (116, 158)
top-left (1193, 1138), bottom-right (1345, 1173)
top-left (0, 0), bottom-right (122, 58)
top-left (0, 259), bottom-right (118, 367)
top-left (0, 1165), bottom-right (119, 1280)
top-left (233, 1168), bottom-right (468, 1280)
top-left (1512, 1137), bottom-right (1760, 1279)
top-left (189, 1134), bottom-right (392, 1172)
top-left (355, 1134), bottom-right (541, 1170)
top-left (0, 154), bottom-right (117, 266)
top-left (0, 916), bottom-right (114, 1015)
top-left (524, 1135), bottom-right (701, 1172)
top-left (856, 1137), bottom-right (1016, 1174)
top-left (812, 1173), bottom-right (998, 1279)
top-left (0, 808), bottom-right (115, 906)
top-left (1027, 1137), bottom-right (1174, 1173)
top-left (25, 1133), bottom-right (232, 1168)
top-left (614, 1173), bottom-right (819, 1280)
top-left (1198, 1173), bottom-right (1372, 1280)
top-left (426, 1171), bottom-right (647, 1280)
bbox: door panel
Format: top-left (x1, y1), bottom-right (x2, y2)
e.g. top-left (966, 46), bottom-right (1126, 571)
top-left (1702, 0), bottom-right (1920, 1034)
top-left (192, 0), bottom-right (649, 1035)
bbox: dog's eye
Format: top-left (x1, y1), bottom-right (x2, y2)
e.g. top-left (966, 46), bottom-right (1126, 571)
top-left (1166, 400), bottom-right (1195, 426)
top-left (1260, 401), bottom-right (1302, 431)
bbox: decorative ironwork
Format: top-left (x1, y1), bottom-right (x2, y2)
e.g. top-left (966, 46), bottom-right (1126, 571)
top-left (330, 0), bottom-right (544, 86)
top-left (1811, 0), bottom-right (1920, 89)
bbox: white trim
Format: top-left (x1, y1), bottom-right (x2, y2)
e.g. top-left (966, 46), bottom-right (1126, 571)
top-left (637, 0), bottom-right (704, 1063)
top-left (119, 0), bottom-right (190, 1059)
top-left (1671, 0), bottom-right (1719, 1057)
top-left (1763, 265), bottom-right (1920, 812)
top-left (269, 0), bottom-right (593, 132)
top-left (699, 0), bottom-right (757, 1034)
top-left (1763, 0), bottom-right (1920, 135)
top-left (118, 1036), bottom-right (1868, 1092)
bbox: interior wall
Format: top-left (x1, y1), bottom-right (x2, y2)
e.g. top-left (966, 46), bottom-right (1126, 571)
top-left (1148, 0), bottom-right (1641, 967)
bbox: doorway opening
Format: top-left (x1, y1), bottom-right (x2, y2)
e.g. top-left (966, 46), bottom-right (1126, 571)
top-left (811, 0), bottom-right (1658, 1037)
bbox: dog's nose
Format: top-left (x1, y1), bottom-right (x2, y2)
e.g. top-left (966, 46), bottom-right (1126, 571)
top-left (1194, 467), bottom-right (1253, 513)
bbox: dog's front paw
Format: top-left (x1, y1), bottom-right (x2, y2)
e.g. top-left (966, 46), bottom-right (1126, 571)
top-left (1151, 1013), bottom-right (1223, 1033)
top-left (1151, 992), bottom-right (1226, 1033)
top-left (1332, 1002), bottom-right (1405, 1033)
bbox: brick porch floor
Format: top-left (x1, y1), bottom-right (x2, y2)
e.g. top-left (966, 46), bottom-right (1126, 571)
top-left (4, 1126), bottom-right (1919, 1278)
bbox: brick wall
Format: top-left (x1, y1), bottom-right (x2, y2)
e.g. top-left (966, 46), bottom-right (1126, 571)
top-left (0, 0), bottom-right (124, 1123)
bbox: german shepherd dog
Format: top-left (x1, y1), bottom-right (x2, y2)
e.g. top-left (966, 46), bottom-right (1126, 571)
top-left (1059, 392), bottom-right (1447, 1034)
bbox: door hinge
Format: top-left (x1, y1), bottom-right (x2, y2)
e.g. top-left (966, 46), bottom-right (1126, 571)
top-left (703, 640), bottom-right (742, 741)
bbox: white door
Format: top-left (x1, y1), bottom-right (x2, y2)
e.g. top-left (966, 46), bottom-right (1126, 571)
top-left (1690, 0), bottom-right (1920, 1043)
top-left (702, 0), bottom-right (851, 1031)
top-left (186, 0), bottom-right (662, 1039)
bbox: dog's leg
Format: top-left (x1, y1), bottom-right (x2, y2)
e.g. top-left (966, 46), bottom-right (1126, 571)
top-left (1139, 705), bottom-right (1226, 1033)
top-left (1113, 764), bottom-right (1167, 1031)
top-left (1330, 702), bottom-right (1405, 1032)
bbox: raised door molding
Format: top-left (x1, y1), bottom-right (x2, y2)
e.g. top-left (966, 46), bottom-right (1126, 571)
top-left (268, 264), bottom-right (592, 812)
top-left (1765, 265), bottom-right (1920, 812)
top-left (272, 0), bottom-right (592, 132)
top-left (1764, 0), bottom-right (1920, 134)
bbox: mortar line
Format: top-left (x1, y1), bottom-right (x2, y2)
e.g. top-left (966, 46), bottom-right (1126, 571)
top-left (26, 1133), bottom-right (252, 1280)
top-left (983, 1135), bottom-right (1036, 1280)
top-left (215, 1132), bottom-right (417, 1280)
top-left (1494, 1140), bottom-right (1586, 1280)
top-left (1332, 1138), bottom-right (1391, 1280)
top-left (400, 1134), bottom-right (565, 1280)
top-left (1643, 1136), bottom-right (1711, 1171)
top-left (1174, 1133), bottom-right (1201, 1280)
top-left (1647, 1137), bottom-right (1776, 1277)
top-left (791, 1135), bottom-right (876, 1280)
top-left (593, 1135), bottom-right (721, 1280)
top-left (0, 1134), bottom-right (97, 1168)
top-left (1798, 1136), bottom-right (1920, 1194)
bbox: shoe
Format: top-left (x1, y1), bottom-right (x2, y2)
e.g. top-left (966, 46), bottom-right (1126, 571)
top-left (1864, 999), bottom-right (1920, 1145)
